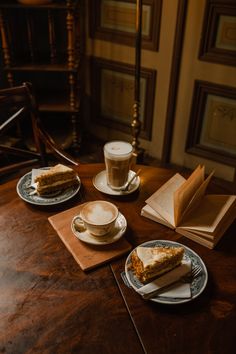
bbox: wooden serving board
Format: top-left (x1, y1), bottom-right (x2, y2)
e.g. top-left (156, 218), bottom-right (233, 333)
top-left (48, 204), bottom-right (132, 271)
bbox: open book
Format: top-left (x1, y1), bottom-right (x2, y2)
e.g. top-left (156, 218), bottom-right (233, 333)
top-left (141, 165), bottom-right (236, 249)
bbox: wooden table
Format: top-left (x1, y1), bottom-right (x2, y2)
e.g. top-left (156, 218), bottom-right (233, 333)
top-left (0, 163), bottom-right (235, 354)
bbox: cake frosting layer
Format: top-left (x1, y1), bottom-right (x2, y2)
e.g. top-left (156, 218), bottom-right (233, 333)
top-left (131, 246), bottom-right (184, 282)
top-left (34, 164), bottom-right (78, 195)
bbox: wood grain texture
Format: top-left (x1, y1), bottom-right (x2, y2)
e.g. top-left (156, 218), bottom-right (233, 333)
top-left (0, 165), bottom-right (143, 354)
top-left (108, 164), bottom-right (236, 354)
top-left (0, 163), bottom-right (235, 354)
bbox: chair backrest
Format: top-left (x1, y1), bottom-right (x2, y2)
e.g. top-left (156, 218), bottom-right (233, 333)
top-left (0, 82), bottom-right (79, 179)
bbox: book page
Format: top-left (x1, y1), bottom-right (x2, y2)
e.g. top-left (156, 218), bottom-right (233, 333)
top-left (178, 195), bottom-right (236, 233)
top-left (175, 228), bottom-right (215, 249)
top-left (146, 173), bottom-right (186, 226)
top-left (174, 165), bottom-right (205, 226)
top-left (141, 204), bottom-right (175, 229)
top-left (180, 206), bottom-right (236, 240)
top-left (181, 171), bottom-right (214, 223)
top-left (177, 203), bottom-right (236, 248)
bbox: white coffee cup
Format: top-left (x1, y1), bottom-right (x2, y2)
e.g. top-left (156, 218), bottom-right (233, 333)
top-left (74, 200), bottom-right (119, 237)
top-left (104, 141), bottom-right (134, 190)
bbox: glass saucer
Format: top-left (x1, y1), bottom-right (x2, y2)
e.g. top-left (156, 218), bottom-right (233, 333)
top-left (71, 212), bottom-right (127, 245)
top-left (92, 170), bottom-right (140, 195)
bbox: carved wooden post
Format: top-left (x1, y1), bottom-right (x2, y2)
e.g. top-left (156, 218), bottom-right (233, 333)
top-left (26, 9), bottom-right (35, 63)
top-left (0, 9), bottom-right (13, 86)
top-left (66, 0), bottom-right (75, 70)
top-left (131, 0), bottom-right (144, 162)
top-left (66, 0), bottom-right (80, 151)
top-left (48, 9), bottom-right (56, 64)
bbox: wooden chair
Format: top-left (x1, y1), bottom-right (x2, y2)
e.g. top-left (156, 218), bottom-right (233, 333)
top-left (0, 82), bottom-right (79, 179)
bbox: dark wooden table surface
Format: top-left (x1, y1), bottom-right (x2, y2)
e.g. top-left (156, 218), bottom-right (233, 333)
top-left (0, 163), bottom-right (235, 354)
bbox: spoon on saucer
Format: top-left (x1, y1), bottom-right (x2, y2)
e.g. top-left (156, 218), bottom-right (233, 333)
top-left (121, 169), bottom-right (141, 191)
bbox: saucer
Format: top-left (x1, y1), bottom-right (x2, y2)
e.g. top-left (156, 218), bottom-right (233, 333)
top-left (93, 170), bottom-right (140, 195)
top-left (71, 212), bottom-right (127, 245)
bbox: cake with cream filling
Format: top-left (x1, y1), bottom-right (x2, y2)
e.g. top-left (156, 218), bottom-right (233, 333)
top-left (131, 246), bottom-right (184, 282)
top-left (34, 164), bottom-right (78, 195)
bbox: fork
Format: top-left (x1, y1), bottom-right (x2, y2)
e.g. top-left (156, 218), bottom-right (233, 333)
top-left (182, 264), bottom-right (202, 281)
top-left (142, 264), bottom-right (202, 300)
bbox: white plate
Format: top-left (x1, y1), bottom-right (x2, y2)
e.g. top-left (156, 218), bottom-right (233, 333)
top-left (71, 212), bottom-right (127, 245)
top-left (93, 170), bottom-right (140, 195)
top-left (16, 169), bottom-right (81, 206)
top-left (125, 240), bottom-right (208, 305)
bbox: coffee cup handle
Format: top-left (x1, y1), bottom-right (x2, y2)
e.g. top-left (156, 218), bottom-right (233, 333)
top-left (73, 215), bottom-right (87, 232)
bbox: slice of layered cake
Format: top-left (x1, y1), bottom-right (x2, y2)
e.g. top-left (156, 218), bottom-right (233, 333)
top-left (131, 246), bottom-right (184, 282)
top-left (34, 164), bottom-right (78, 195)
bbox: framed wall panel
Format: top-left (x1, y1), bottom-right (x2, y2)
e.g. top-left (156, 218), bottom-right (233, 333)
top-left (186, 80), bottom-right (236, 166)
top-left (90, 57), bottom-right (156, 140)
top-left (199, 0), bottom-right (236, 66)
top-left (89, 0), bottom-right (162, 51)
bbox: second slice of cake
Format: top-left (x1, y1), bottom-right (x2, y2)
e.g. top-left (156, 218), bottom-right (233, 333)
top-left (131, 246), bottom-right (184, 282)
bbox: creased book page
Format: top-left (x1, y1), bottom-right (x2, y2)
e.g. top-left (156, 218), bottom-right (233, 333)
top-left (141, 204), bottom-right (175, 229)
top-left (174, 165), bottom-right (204, 226)
top-left (146, 173), bottom-right (186, 226)
top-left (181, 171), bottom-right (214, 223)
top-left (178, 199), bottom-right (236, 243)
top-left (178, 195), bottom-right (236, 233)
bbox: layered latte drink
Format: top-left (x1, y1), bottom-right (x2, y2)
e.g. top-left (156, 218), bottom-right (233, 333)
top-left (104, 141), bottom-right (133, 190)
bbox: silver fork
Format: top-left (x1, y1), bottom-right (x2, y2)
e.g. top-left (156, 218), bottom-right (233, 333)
top-left (142, 264), bottom-right (202, 300)
top-left (182, 264), bottom-right (202, 282)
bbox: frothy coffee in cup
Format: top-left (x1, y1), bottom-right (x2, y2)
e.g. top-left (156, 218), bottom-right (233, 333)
top-left (79, 200), bottom-right (119, 236)
top-left (81, 201), bottom-right (117, 225)
top-left (104, 141), bottom-right (133, 190)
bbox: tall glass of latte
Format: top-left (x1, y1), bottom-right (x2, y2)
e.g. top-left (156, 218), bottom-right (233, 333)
top-left (104, 141), bottom-right (133, 190)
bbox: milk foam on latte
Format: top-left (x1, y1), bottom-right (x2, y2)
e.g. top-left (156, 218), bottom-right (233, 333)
top-left (81, 201), bottom-right (118, 225)
top-left (104, 141), bottom-right (133, 160)
top-left (104, 141), bottom-right (133, 189)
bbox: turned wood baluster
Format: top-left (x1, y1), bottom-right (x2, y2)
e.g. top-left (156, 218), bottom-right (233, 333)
top-left (66, 0), bottom-right (75, 71)
top-left (74, 1), bottom-right (82, 149)
top-left (48, 9), bottom-right (56, 64)
top-left (131, 0), bottom-right (143, 161)
top-left (0, 10), bottom-right (13, 86)
top-left (66, 0), bottom-right (80, 150)
top-left (66, 0), bottom-right (75, 107)
top-left (26, 9), bottom-right (35, 63)
top-left (74, 2), bottom-right (81, 69)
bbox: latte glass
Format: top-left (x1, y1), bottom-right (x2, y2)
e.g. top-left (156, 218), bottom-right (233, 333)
top-left (104, 141), bottom-right (133, 190)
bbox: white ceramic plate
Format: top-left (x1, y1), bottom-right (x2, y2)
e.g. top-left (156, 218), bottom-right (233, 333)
top-left (125, 240), bottom-right (208, 305)
top-left (71, 212), bottom-right (127, 245)
top-left (17, 169), bottom-right (81, 206)
top-left (93, 170), bottom-right (140, 195)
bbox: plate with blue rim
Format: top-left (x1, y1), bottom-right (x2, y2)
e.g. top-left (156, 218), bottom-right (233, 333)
top-left (16, 168), bottom-right (81, 206)
top-left (125, 239), bottom-right (208, 305)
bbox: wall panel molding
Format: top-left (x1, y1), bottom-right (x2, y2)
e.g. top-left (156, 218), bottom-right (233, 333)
top-left (90, 57), bottom-right (156, 141)
top-left (199, 0), bottom-right (236, 67)
top-left (186, 80), bottom-right (236, 166)
top-left (89, 0), bottom-right (162, 51)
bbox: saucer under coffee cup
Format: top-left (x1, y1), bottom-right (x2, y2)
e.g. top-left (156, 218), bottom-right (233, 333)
top-left (73, 200), bottom-right (119, 237)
